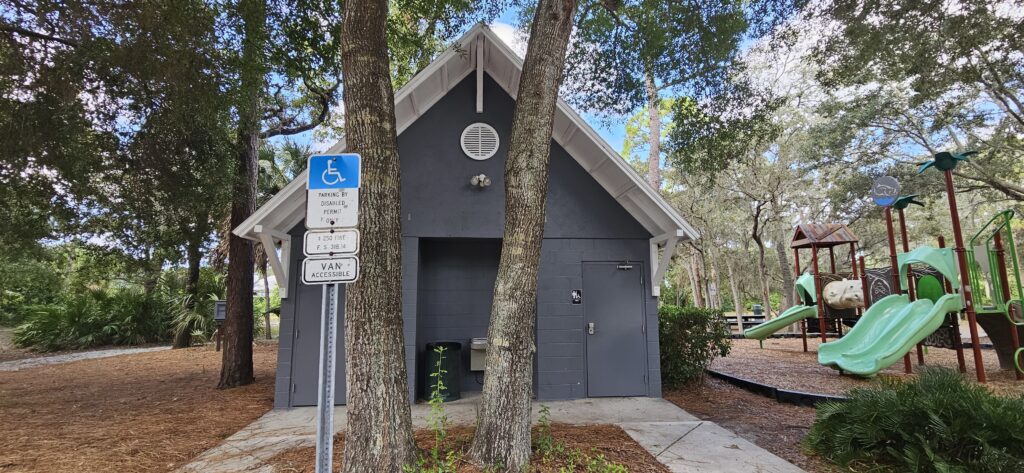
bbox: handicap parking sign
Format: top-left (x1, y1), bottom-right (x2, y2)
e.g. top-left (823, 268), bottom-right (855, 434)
top-left (308, 154), bottom-right (360, 189)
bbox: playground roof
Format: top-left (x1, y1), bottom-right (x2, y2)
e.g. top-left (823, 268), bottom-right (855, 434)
top-left (790, 223), bottom-right (859, 249)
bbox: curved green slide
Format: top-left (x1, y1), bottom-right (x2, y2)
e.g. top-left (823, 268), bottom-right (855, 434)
top-left (818, 293), bottom-right (963, 376)
top-left (743, 304), bottom-right (817, 341)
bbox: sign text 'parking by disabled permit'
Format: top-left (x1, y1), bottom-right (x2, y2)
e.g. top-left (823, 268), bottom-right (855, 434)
top-left (306, 154), bottom-right (360, 229)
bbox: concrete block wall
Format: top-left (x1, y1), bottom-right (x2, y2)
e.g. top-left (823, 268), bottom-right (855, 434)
top-left (535, 238), bottom-right (661, 400)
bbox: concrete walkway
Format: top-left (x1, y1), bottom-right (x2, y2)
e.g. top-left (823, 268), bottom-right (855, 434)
top-left (180, 395), bottom-right (804, 472)
top-left (0, 346), bottom-right (170, 372)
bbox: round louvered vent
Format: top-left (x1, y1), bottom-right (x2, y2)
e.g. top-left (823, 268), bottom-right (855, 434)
top-left (460, 123), bottom-right (499, 160)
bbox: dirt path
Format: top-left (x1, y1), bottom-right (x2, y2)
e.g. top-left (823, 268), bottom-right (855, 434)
top-left (665, 377), bottom-right (838, 473)
top-left (0, 343), bottom-right (276, 472)
top-left (0, 345), bottom-right (171, 372)
top-left (714, 338), bottom-right (1024, 396)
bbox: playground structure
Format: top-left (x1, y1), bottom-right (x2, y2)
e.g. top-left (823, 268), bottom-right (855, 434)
top-left (743, 151), bottom-right (1024, 382)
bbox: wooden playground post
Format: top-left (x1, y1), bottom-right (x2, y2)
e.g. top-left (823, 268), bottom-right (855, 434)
top-left (795, 248), bottom-right (808, 352)
top-left (898, 208), bottom-right (926, 365)
top-left (828, 247), bottom-right (836, 273)
top-left (943, 169), bottom-right (986, 383)
top-left (939, 235), bottom-right (968, 373)
top-left (811, 245), bottom-right (827, 343)
top-left (885, 207), bottom-right (914, 374)
top-left (993, 231), bottom-right (1023, 381)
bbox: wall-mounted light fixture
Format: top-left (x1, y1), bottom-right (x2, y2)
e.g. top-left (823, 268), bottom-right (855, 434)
top-left (470, 174), bottom-right (491, 188)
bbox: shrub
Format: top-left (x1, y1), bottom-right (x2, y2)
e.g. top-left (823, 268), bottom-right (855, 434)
top-left (658, 304), bottom-right (731, 388)
top-left (14, 288), bottom-right (174, 351)
top-left (806, 367), bottom-right (1024, 472)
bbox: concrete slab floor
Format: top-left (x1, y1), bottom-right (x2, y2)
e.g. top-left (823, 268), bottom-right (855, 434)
top-left (179, 395), bottom-right (802, 472)
top-left (619, 422), bottom-right (806, 473)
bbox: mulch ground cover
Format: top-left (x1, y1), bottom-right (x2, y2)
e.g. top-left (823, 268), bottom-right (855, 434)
top-left (664, 377), bottom-right (839, 473)
top-left (0, 342), bottom-right (277, 472)
top-left (268, 424), bottom-right (669, 472)
top-left (714, 338), bottom-right (1024, 397)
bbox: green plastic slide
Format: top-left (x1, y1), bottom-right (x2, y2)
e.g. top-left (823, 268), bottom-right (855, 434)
top-left (818, 293), bottom-right (963, 376)
top-left (743, 304), bottom-right (817, 341)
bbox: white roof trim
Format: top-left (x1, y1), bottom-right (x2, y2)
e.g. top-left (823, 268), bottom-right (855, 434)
top-left (234, 23), bottom-right (698, 243)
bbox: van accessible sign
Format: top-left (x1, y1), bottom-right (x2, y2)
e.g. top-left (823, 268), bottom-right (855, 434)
top-left (306, 154), bottom-right (360, 229)
top-left (301, 256), bottom-right (359, 284)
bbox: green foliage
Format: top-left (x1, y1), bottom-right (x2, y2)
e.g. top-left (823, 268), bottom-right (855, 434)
top-left (658, 305), bottom-right (731, 387)
top-left (13, 288), bottom-right (173, 351)
top-left (806, 367), bottom-right (1024, 473)
top-left (406, 345), bottom-right (460, 473)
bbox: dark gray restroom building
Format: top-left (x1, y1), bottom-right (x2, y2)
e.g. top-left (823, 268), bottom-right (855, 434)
top-left (234, 25), bottom-right (698, 408)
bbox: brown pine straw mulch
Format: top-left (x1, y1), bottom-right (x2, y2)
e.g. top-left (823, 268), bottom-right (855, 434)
top-left (714, 338), bottom-right (1024, 397)
top-left (268, 424), bottom-right (670, 473)
top-left (665, 377), bottom-right (839, 473)
top-left (0, 343), bottom-right (277, 472)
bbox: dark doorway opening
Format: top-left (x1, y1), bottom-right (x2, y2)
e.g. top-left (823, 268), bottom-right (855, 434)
top-left (416, 238), bottom-right (501, 399)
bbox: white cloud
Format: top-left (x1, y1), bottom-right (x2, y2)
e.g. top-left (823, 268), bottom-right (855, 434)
top-left (489, 21), bottom-right (527, 59)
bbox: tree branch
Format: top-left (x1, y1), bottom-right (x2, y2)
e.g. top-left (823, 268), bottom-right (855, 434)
top-left (0, 24), bottom-right (78, 47)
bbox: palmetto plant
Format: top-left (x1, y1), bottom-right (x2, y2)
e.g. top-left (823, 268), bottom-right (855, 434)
top-left (806, 367), bottom-right (1024, 472)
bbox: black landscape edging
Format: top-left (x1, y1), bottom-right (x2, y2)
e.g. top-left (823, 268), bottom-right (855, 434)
top-left (706, 369), bottom-right (847, 407)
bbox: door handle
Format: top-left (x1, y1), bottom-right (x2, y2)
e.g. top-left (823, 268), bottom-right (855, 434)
top-left (587, 322), bottom-right (595, 335)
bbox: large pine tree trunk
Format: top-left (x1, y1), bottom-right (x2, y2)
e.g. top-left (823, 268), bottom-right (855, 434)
top-left (339, 0), bottom-right (416, 470)
top-left (644, 73), bottom-right (661, 190)
top-left (219, 0), bottom-right (264, 388)
top-left (469, 0), bottom-right (578, 469)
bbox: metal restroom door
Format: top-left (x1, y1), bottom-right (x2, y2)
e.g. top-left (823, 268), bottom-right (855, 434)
top-left (583, 262), bottom-right (647, 397)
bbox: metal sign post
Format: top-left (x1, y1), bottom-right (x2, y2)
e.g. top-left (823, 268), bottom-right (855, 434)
top-left (316, 282), bottom-right (339, 473)
top-left (304, 154), bottom-right (361, 473)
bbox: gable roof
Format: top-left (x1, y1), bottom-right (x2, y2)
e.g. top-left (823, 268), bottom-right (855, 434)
top-left (233, 23), bottom-right (697, 242)
top-left (790, 223), bottom-right (859, 249)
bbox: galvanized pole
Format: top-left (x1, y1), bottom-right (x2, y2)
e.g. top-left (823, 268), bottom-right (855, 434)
top-left (316, 283), bottom-right (340, 473)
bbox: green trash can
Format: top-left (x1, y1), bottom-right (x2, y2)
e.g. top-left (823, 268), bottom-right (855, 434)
top-left (424, 341), bottom-right (461, 402)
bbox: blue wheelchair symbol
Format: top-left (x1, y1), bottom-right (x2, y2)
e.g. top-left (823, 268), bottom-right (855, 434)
top-left (308, 154), bottom-right (360, 189)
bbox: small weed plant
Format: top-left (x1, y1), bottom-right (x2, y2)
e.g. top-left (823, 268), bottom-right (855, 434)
top-left (406, 345), bottom-right (461, 473)
top-left (533, 404), bottom-right (628, 472)
top-left (806, 367), bottom-right (1024, 472)
top-left (658, 304), bottom-right (731, 387)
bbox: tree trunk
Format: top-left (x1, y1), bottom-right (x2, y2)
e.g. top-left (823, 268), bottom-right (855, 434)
top-left (174, 237), bottom-right (203, 349)
top-left (726, 257), bottom-right (743, 315)
top-left (219, 0), bottom-right (264, 389)
top-left (644, 72), bottom-right (661, 190)
top-left (469, 0), bottom-right (578, 469)
top-left (708, 247), bottom-right (723, 310)
top-left (685, 254), bottom-right (701, 308)
top-left (263, 261), bottom-right (272, 340)
top-left (339, 0), bottom-right (417, 470)
top-left (775, 230), bottom-right (794, 311)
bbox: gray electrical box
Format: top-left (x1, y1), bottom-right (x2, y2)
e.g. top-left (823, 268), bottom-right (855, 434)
top-left (470, 337), bottom-right (488, 371)
top-left (214, 300), bottom-right (227, 322)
